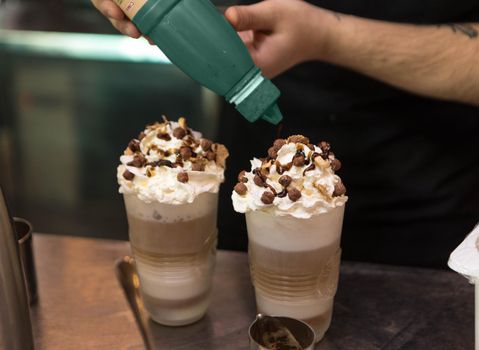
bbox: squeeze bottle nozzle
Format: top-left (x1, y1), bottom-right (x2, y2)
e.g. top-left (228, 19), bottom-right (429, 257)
top-left (114, 0), bottom-right (283, 124)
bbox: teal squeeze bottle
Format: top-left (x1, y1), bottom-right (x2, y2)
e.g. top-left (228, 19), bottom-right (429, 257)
top-left (114, 0), bottom-right (283, 124)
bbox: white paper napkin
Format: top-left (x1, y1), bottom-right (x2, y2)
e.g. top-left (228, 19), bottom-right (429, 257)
top-left (449, 223), bottom-right (479, 283)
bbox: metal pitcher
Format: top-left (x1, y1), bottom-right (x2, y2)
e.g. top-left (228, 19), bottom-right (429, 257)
top-left (0, 186), bottom-right (34, 350)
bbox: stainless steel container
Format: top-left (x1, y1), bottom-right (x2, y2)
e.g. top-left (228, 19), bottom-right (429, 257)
top-left (249, 314), bottom-right (315, 350)
top-left (0, 187), bottom-right (34, 350)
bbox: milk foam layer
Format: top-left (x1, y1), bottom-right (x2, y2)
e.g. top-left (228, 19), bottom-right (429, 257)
top-left (246, 205), bottom-right (344, 252)
top-left (118, 118), bottom-right (228, 205)
top-left (124, 192), bottom-right (218, 223)
top-left (124, 191), bottom-right (218, 325)
top-left (232, 136), bottom-right (347, 218)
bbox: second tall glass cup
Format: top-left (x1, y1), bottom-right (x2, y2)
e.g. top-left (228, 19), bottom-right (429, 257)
top-left (246, 205), bottom-right (345, 341)
top-left (232, 135), bottom-right (348, 342)
top-left (118, 118), bottom-right (228, 326)
top-left (124, 192), bottom-right (218, 325)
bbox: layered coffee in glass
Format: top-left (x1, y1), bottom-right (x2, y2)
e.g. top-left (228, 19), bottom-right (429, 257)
top-left (117, 117), bottom-right (228, 325)
top-left (232, 135), bottom-right (347, 341)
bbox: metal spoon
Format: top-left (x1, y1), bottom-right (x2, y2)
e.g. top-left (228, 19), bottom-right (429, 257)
top-left (115, 256), bottom-right (154, 350)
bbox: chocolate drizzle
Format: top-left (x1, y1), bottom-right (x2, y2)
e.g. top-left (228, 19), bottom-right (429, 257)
top-left (275, 161), bottom-right (293, 175)
top-left (275, 161), bottom-right (284, 175)
top-left (155, 159), bottom-right (174, 168)
top-left (175, 154), bottom-right (184, 167)
top-left (303, 163), bottom-right (315, 176)
top-left (265, 184), bottom-right (277, 196)
top-left (253, 168), bottom-right (268, 183)
top-left (295, 149), bottom-right (305, 158)
top-left (157, 133), bottom-right (171, 141)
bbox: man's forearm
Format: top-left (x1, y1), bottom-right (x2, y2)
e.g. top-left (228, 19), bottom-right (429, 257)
top-left (312, 9), bottom-right (479, 106)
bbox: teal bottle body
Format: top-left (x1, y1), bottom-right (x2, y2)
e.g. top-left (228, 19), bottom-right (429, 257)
top-left (130, 0), bottom-right (283, 124)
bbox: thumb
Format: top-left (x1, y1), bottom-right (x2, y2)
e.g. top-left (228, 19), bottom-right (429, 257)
top-left (225, 3), bottom-right (275, 32)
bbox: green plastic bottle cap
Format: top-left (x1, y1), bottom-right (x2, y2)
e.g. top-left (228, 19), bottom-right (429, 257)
top-left (262, 104), bottom-right (283, 125)
top-left (235, 78), bottom-right (283, 124)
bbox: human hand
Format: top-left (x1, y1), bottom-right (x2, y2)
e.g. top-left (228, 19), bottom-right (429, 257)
top-left (225, 0), bottom-right (329, 78)
top-left (91, 0), bottom-right (141, 38)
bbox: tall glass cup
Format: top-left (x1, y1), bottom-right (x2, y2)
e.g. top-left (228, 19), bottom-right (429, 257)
top-left (123, 191), bottom-right (218, 326)
top-left (246, 205), bottom-right (345, 342)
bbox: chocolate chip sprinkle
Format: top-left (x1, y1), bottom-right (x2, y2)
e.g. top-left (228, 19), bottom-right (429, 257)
top-left (292, 154), bottom-right (306, 167)
top-left (318, 141), bottom-right (330, 153)
top-left (287, 187), bottom-right (302, 202)
top-left (234, 182), bottom-right (247, 195)
top-left (333, 181), bottom-right (347, 196)
top-left (174, 154), bottom-right (184, 167)
top-left (173, 127), bottom-right (186, 139)
top-left (183, 135), bottom-right (196, 147)
top-left (128, 139), bottom-right (140, 152)
top-left (277, 189), bottom-right (288, 198)
top-left (127, 154), bottom-right (146, 168)
top-left (157, 133), bottom-right (171, 141)
top-left (261, 191), bottom-right (275, 205)
top-left (278, 175), bottom-right (292, 187)
top-left (200, 139), bottom-right (213, 151)
top-left (123, 170), bottom-right (135, 181)
top-left (267, 147), bottom-right (278, 159)
top-left (177, 172), bottom-right (189, 183)
top-left (330, 158), bottom-right (342, 171)
top-left (179, 146), bottom-right (192, 160)
top-left (238, 170), bottom-right (248, 183)
top-left (254, 174), bottom-right (265, 187)
top-left (273, 138), bottom-right (287, 151)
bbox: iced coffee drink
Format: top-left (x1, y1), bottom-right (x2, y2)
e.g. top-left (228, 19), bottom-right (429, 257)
top-left (117, 117), bottom-right (228, 325)
top-left (232, 135), bottom-right (347, 341)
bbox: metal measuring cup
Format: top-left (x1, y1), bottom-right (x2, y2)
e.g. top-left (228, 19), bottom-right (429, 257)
top-left (249, 314), bottom-right (316, 350)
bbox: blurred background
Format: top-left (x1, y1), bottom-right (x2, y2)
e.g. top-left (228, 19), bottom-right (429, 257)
top-left (0, 0), bottom-right (236, 242)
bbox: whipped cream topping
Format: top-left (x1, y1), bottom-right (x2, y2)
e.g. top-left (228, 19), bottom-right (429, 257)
top-left (232, 135), bottom-right (347, 218)
top-left (117, 117), bottom-right (228, 204)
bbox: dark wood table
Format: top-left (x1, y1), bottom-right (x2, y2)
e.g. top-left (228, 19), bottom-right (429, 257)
top-left (30, 234), bottom-right (474, 349)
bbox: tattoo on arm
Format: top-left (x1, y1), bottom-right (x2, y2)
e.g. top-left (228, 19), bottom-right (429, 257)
top-left (439, 23), bottom-right (478, 39)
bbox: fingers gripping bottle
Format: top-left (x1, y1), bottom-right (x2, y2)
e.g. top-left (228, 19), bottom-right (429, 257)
top-left (114, 0), bottom-right (283, 124)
